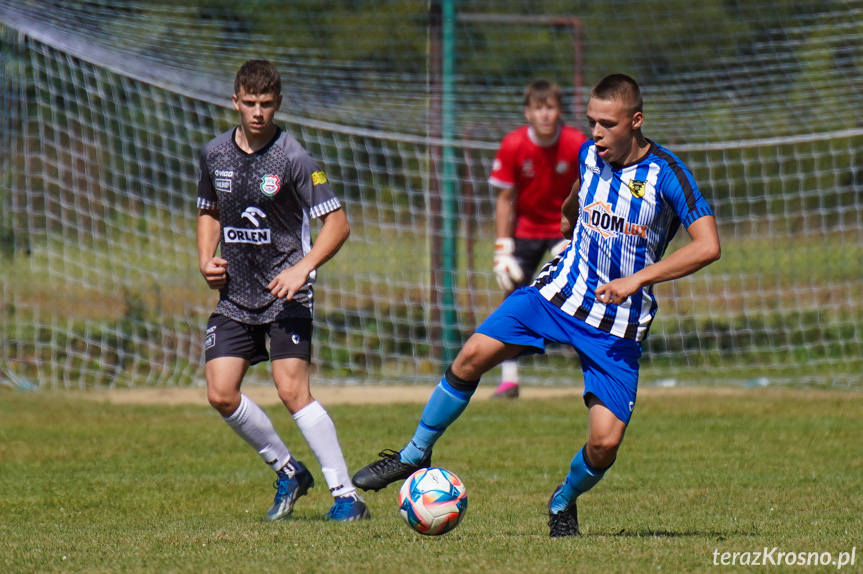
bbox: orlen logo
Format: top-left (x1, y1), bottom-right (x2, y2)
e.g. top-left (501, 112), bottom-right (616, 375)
top-left (224, 227), bottom-right (271, 245)
top-left (582, 201), bottom-right (648, 239)
top-left (240, 206), bottom-right (266, 227)
top-left (224, 206), bottom-right (271, 245)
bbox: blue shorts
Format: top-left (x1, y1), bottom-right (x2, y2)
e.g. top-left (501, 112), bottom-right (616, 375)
top-left (476, 287), bottom-right (641, 424)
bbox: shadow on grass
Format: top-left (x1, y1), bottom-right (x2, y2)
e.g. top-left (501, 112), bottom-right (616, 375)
top-left (598, 528), bottom-right (754, 539)
top-left (270, 513), bottom-right (371, 524)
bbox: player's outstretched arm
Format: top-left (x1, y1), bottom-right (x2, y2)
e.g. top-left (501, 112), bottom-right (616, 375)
top-left (595, 215), bottom-right (720, 306)
top-left (268, 207), bottom-right (350, 300)
top-left (197, 208), bottom-right (227, 290)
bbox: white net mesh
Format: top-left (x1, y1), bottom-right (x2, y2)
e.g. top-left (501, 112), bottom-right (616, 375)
top-left (1, 1), bottom-right (861, 389)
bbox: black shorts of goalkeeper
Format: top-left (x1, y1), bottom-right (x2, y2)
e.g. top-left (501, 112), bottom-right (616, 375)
top-left (204, 314), bottom-right (312, 364)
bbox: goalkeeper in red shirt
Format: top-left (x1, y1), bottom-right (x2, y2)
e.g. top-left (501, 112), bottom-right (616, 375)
top-left (488, 80), bottom-right (588, 398)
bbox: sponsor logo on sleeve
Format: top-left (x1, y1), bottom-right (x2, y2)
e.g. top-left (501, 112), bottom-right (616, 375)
top-left (311, 171), bottom-right (328, 185)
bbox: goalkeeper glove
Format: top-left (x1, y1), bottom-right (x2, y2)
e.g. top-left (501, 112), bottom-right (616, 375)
top-left (493, 238), bottom-right (524, 292)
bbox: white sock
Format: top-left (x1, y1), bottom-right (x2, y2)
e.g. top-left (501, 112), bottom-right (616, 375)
top-left (293, 400), bottom-right (357, 499)
top-left (502, 360), bottom-right (519, 384)
top-left (223, 394), bottom-right (292, 472)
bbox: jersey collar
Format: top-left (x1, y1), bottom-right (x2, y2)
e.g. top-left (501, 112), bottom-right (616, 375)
top-left (527, 124), bottom-right (562, 148)
top-left (232, 126), bottom-right (282, 156)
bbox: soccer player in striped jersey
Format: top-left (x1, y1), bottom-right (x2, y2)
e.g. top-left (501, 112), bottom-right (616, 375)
top-left (352, 74), bottom-right (720, 537)
top-left (197, 60), bottom-right (369, 522)
top-left (489, 80), bottom-right (588, 399)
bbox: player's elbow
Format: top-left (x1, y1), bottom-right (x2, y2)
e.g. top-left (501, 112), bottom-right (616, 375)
top-left (704, 240), bottom-right (721, 265)
top-left (340, 218), bottom-right (351, 243)
top-left (706, 241), bottom-right (722, 263)
top-left (690, 216), bottom-right (720, 265)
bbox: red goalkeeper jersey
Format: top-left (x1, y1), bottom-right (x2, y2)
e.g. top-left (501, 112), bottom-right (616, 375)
top-left (489, 125), bottom-right (588, 239)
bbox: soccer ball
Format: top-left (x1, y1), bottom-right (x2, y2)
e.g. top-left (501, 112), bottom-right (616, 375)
top-left (398, 467), bottom-right (468, 536)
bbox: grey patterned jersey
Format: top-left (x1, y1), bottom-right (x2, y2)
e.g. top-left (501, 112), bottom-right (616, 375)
top-left (197, 127), bottom-right (341, 324)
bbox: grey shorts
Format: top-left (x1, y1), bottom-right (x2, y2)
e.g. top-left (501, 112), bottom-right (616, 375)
top-left (204, 314), bottom-right (312, 365)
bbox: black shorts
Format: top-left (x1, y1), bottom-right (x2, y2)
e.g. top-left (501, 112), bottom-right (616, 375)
top-left (204, 314), bottom-right (312, 365)
top-left (513, 237), bottom-right (565, 289)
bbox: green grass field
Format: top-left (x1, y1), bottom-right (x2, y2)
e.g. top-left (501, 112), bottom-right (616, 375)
top-left (1, 387), bottom-right (860, 573)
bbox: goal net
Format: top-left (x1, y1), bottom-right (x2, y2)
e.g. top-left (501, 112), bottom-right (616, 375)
top-left (1, 1), bottom-right (861, 390)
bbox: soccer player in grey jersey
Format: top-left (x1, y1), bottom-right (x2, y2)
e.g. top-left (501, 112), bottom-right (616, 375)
top-left (196, 59), bottom-right (368, 522)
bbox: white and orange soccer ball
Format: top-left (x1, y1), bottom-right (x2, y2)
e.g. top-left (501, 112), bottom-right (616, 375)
top-left (398, 467), bottom-right (468, 536)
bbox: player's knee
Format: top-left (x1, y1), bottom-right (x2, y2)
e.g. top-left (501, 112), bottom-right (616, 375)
top-left (207, 389), bottom-right (240, 416)
top-left (452, 341), bottom-right (490, 380)
top-left (276, 386), bottom-right (312, 414)
top-left (588, 434), bottom-right (622, 453)
top-left (586, 437), bottom-right (621, 469)
top-left (450, 360), bottom-right (480, 382)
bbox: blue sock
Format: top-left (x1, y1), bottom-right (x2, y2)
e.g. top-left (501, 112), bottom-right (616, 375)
top-left (400, 376), bottom-right (475, 464)
top-left (550, 447), bottom-right (608, 513)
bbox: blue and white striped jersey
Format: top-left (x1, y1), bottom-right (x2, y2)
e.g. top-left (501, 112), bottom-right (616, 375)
top-left (533, 140), bottom-right (713, 341)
